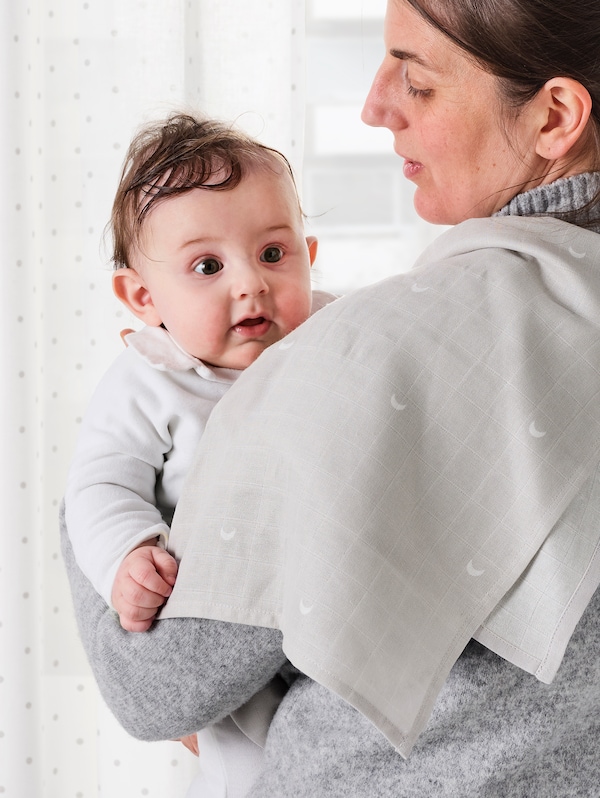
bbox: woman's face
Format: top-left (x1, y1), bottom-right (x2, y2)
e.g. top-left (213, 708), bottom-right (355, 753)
top-left (361, 0), bottom-right (547, 225)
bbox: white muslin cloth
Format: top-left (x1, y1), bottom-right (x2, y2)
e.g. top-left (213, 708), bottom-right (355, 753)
top-left (161, 215), bottom-right (600, 757)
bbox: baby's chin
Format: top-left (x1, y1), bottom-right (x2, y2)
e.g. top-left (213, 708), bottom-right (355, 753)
top-left (206, 341), bottom-right (276, 371)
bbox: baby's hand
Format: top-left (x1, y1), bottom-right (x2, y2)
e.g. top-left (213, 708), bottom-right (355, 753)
top-left (112, 541), bottom-right (178, 632)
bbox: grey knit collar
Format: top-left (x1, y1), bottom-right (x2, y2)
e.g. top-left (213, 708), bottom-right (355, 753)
top-left (495, 171), bottom-right (600, 233)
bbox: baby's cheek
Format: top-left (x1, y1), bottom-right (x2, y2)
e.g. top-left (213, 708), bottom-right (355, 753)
top-left (281, 293), bottom-right (313, 333)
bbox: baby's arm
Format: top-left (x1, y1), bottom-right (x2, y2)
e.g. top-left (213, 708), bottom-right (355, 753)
top-left (65, 348), bottom-right (178, 605)
top-left (111, 539), bottom-right (178, 632)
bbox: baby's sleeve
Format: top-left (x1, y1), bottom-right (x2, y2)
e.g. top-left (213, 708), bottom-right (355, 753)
top-left (65, 349), bottom-right (173, 604)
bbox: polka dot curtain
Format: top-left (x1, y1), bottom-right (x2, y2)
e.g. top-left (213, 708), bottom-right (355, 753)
top-left (0, 1), bottom-right (305, 796)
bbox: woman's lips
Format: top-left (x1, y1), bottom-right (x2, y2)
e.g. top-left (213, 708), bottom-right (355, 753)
top-left (232, 317), bottom-right (272, 337)
top-left (403, 159), bottom-right (423, 179)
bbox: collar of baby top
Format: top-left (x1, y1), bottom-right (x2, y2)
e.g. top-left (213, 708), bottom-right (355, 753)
top-left (124, 326), bottom-right (239, 382)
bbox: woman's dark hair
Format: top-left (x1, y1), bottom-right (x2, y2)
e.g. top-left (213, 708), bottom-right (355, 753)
top-left (110, 113), bottom-right (299, 269)
top-left (405, 0), bottom-right (600, 223)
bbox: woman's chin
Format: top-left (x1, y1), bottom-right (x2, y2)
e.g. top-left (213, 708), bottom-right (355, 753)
top-left (413, 190), bottom-right (482, 226)
top-left (413, 194), bottom-right (456, 226)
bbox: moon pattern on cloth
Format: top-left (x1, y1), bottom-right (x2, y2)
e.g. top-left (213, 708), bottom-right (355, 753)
top-left (391, 394), bottom-right (407, 411)
top-left (529, 421), bottom-right (547, 438)
top-left (411, 283), bottom-right (429, 293)
top-left (467, 560), bottom-right (485, 577)
top-left (568, 246), bottom-right (586, 259)
top-left (299, 599), bottom-right (314, 615)
top-left (279, 340), bottom-right (295, 350)
top-left (220, 527), bottom-right (237, 541)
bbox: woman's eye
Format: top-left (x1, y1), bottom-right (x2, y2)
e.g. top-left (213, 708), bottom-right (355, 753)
top-left (401, 62), bottom-right (432, 99)
top-left (406, 83), bottom-right (432, 99)
top-left (260, 246), bottom-right (283, 264)
top-left (194, 257), bottom-right (223, 275)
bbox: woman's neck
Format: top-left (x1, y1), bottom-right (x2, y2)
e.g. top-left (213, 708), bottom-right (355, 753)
top-left (495, 172), bottom-right (600, 233)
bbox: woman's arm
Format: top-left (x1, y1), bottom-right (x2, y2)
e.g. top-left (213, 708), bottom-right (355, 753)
top-left (60, 503), bottom-right (287, 741)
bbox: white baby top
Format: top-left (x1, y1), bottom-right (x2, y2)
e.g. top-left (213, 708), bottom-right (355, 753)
top-left (65, 289), bottom-right (336, 605)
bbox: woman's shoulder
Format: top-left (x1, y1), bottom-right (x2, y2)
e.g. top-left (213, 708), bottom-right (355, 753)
top-left (416, 215), bottom-right (600, 266)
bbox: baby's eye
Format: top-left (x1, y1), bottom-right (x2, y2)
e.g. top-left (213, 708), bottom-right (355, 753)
top-left (194, 257), bottom-right (223, 275)
top-left (260, 246), bottom-right (283, 264)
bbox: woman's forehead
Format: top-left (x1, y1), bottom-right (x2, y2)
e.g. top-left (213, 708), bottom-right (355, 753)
top-left (384, 0), bottom-right (483, 80)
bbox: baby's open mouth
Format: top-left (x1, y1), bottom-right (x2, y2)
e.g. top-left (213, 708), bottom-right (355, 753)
top-left (237, 316), bottom-right (266, 327)
top-left (233, 316), bottom-right (272, 337)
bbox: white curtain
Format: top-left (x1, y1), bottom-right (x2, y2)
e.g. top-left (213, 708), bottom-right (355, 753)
top-left (0, 1), bottom-right (305, 795)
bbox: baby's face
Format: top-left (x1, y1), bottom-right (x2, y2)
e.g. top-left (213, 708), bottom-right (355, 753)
top-left (124, 166), bottom-right (316, 369)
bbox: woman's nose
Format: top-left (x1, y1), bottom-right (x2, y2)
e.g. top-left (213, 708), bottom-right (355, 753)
top-left (361, 63), bottom-right (402, 130)
top-left (361, 63), bottom-right (387, 127)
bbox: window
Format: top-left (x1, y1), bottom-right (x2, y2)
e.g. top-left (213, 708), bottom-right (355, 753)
top-left (304, 0), bottom-right (442, 294)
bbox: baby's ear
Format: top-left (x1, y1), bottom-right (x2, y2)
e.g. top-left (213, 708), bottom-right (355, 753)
top-left (112, 269), bottom-right (162, 326)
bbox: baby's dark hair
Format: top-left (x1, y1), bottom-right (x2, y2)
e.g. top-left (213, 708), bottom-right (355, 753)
top-left (111, 113), bottom-right (299, 269)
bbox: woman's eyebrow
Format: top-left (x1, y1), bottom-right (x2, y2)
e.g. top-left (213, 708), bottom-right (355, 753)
top-left (390, 48), bottom-right (440, 72)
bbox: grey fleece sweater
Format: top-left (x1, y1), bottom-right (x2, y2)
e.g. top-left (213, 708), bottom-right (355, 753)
top-left (62, 173), bottom-right (600, 797)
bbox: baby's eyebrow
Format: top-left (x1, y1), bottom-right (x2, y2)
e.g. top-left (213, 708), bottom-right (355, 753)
top-left (179, 236), bottom-right (216, 250)
top-left (264, 224), bottom-right (295, 234)
top-left (177, 226), bottom-right (295, 252)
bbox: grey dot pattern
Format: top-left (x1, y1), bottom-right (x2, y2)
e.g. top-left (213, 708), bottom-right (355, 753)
top-left (1, 0), bottom-right (308, 794)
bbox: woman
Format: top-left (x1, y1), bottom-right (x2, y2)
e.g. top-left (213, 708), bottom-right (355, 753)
top-left (62, 0), bottom-right (600, 795)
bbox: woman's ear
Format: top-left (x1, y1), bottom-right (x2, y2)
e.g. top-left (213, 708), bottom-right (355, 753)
top-left (112, 269), bottom-right (162, 326)
top-left (306, 236), bottom-right (318, 267)
top-left (534, 77), bottom-right (593, 161)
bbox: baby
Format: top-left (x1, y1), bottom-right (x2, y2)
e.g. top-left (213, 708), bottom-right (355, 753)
top-left (66, 112), bottom-right (332, 632)
top-left (65, 112), bottom-right (334, 796)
